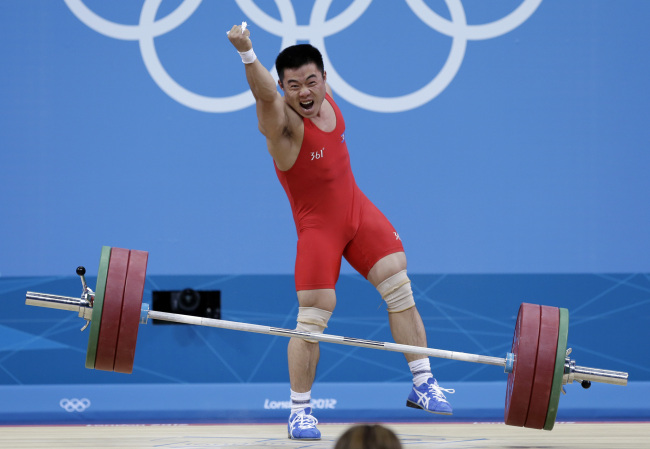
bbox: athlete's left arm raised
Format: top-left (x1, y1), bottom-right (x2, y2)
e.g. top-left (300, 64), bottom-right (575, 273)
top-left (227, 24), bottom-right (288, 142)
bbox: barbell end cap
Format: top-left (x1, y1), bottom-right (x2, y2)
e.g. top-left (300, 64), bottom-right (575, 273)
top-left (504, 352), bottom-right (515, 373)
top-left (140, 303), bottom-right (150, 325)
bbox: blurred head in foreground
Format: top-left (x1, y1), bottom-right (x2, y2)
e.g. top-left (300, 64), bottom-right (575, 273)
top-left (334, 424), bottom-right (403, 449)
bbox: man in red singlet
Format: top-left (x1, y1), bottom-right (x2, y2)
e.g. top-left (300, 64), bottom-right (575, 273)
top-left (228, 24), bottom-right (453, 440)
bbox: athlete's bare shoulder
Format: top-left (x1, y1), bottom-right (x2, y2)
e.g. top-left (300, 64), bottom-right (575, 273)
top-left (265, 103), bottom-right (304, 171)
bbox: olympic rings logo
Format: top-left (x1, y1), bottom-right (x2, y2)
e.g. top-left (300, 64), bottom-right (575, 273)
top-left (63, 0), bottom-right (542, 113)
top-left (59, 398), bottom-right (91, 412)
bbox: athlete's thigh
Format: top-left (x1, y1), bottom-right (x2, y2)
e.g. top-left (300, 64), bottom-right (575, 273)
top-left (343, 197), bottom-right (404, 278)
top-left (295, 228), bottom-right (344, 291)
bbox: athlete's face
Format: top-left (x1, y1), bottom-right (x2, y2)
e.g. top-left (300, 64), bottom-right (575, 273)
top-left (279, 63), bottom-right (327, 119)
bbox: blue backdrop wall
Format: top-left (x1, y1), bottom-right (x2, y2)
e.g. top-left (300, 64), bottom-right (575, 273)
top-left (2, 0), bottom-right (649, 277)
top-left (1, 0), bottom-right (649, 424)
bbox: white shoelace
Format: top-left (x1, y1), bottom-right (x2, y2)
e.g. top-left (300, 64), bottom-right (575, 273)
top-left (427, 381), bottom-right (455, 403)
top-left (290, 412), bottom-right (319, 430)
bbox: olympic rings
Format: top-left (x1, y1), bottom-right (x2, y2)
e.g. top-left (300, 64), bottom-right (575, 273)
top-left (63, 0), bottom-right (543, 113)
top-left (59, 398), bottom-right (91, 412)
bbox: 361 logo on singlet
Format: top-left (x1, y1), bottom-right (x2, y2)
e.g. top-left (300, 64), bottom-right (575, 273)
top-left (311, 148), bottom-right (325, 160)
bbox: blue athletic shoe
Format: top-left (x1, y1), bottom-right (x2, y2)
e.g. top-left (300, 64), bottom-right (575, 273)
top-left (288, 407), bottom-right (321, 440)
top-left (406, 378), bottom-right (454, 415)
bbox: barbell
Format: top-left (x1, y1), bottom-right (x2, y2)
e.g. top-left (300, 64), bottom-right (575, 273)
top-left (25, 246), bottom-right (628, 431)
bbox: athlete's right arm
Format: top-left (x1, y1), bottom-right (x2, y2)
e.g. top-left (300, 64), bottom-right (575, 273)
top-left (227, 25), bottom-right (289, 144)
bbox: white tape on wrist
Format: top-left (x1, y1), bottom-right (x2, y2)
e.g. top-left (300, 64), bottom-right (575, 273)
top-left (238, 48), bottom-right (256, 64)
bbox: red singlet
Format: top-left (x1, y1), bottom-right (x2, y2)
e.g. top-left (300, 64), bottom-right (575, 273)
top-left (275, 94), bottom-right (404, 291)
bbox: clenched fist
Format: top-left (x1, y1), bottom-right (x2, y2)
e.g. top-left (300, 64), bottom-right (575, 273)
top-left (227, 22), bottom-right (252, 52)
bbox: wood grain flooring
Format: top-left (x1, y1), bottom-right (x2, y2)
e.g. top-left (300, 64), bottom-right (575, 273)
top-left (1, 421), bottom-right (648, 448)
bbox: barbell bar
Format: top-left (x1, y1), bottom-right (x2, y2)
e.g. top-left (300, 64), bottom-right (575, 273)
top-left (24, 246), bottom-right (629, 431)
top-left (25, 289), bottom-right (626, 388)
top-left (26, 291), bottom-right (509, 368)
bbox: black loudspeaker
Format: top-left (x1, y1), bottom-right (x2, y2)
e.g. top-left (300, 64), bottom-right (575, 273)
top-left (151, 289), bottom-right (221, 324)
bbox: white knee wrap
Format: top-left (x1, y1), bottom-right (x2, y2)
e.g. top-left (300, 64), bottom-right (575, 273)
top-left (296, 307), bottom-right (332, 343)
top-left (376, 270), bottom-right (416, 313)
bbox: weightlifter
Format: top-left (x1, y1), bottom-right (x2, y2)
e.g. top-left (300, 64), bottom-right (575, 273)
top-left (227, 24), bottom-right (454, 440)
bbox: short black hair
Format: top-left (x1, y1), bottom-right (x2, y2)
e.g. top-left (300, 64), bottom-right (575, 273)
top-left (275, 44), bottom-right (324, 84)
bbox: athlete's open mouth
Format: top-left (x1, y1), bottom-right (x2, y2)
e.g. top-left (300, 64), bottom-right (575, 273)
top-left (300, 100), bottom-right (314, 110)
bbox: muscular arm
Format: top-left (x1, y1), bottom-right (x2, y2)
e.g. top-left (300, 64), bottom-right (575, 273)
top-left (227, 24), bottom-right (299, 166)
top-left (243, 59), bottom-right (287, 139)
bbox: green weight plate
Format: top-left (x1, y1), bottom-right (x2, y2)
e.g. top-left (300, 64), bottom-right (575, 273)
top-left (544, 307), bottom-right (569, 430)
top-left (85, 246), bottom-right (111, 369)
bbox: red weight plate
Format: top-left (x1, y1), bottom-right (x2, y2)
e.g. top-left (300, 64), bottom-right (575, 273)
top-left (505, 303), bottom-right (541, 427)
top-left (525, 305), bottom-right (559, 429)
top-left (94, 247), bottom-right (130, 371)
top-left (114, 249), bottom-right (148, 374)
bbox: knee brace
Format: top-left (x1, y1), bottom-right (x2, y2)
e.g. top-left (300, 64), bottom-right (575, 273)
top-left (295, 307), bottom-right (332, 343)
top-left (376, 270), bottom-right (416, 313)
